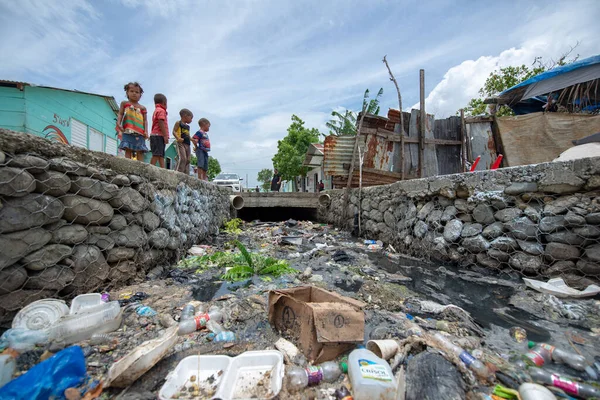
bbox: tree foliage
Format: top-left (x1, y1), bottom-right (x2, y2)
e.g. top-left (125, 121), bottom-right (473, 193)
top-left (207, 157), bottom-right (221, 180)
top-left (463, 48), bottom-right (579, 117)
top-left (272, 115), bottom-right (321, 182)
top-left (257, 168), bottom-right (273, 191)
top-left (326, 88), bottom-right (383, 136)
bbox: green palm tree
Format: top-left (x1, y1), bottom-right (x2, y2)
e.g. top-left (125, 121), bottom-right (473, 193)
top-left (325, 88), bottom-right (383, 137)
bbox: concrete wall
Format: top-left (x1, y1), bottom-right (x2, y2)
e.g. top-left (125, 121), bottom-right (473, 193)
top-left (320, 157), bottom-right (600, 288)
top-left (0, 129), bottom-right (230, 326)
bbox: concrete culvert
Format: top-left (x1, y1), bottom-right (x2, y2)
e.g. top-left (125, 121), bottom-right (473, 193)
top-left (230, 195), bottom-right (244, 210)
top-left (318, 193), bottom-right (331, 207)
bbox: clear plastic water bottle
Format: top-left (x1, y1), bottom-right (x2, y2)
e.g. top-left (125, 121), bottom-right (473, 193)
top-left (348, 347), bottom-right (396, 400)
top-left (524, 342), bottom-right (552, 367)
top-left (286, 366), bottom-right (309, 392)
top-left (433, 333), bottom-right (492, 380)
top-left (284, 361), bottom-right (343, 392)
top-left (529, 368), bottom-right (600, 398)
top-left (528, 341), bottom-right (587, 371)
top-left (206, 320), bottom-right (235, 342)
top-left (177, 308), bottom-right (223, 336)
top-left (180, 304), bottom-right (195, 321)
top-left (49, 301), bottom-right (122, 345)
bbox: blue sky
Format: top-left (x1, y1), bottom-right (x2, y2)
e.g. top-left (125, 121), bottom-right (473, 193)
top-left (1, 0), bottom-right (598, 187)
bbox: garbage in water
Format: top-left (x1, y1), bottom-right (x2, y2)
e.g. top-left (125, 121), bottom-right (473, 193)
top-left (2, 218), bottom-right (599, 399)
top-left (281, 236), bottom-right (303, 245)
top-left (523, 277), bottom-right (600, 298)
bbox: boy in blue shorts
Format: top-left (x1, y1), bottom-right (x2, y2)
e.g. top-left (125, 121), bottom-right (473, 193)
top-left (192, 118), bottom-right (211, 181)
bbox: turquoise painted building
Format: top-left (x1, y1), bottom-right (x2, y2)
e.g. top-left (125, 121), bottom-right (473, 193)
top-left (0, 80), bottom-right (119, 155)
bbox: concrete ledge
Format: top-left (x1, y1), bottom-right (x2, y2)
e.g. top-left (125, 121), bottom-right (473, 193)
top-left (240, 192), bottom-right (320, 208)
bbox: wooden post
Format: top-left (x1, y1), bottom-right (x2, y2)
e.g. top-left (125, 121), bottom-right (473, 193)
top-left (419, 69), bottom-right (425, 178)
top-left (460, 109), bottom-right (466, 172)
top-left (400, 133), bottom-right (405, 180)
top-left (342, 110), bottom-right (368, 224)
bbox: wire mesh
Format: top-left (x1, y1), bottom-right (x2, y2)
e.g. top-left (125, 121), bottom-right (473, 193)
top-left (325, 186), bottom-right (600, 290)
top-left (0, 151), bottom-right (228, 327)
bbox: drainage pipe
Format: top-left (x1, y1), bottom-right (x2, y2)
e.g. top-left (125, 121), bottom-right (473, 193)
top-left (318, 193), bottom-right (331, 207)
top-left (230, 195), bottom-right (244, 210)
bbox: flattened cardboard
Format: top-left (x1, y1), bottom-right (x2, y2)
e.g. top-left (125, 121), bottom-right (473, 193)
top-left (268, 286), bottom-right (365, 363)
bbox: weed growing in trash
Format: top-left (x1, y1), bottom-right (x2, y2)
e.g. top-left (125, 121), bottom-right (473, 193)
top-left (221, 241), bottom-right (296, 282)
top-left (223, 218), bottom-right (243, 235)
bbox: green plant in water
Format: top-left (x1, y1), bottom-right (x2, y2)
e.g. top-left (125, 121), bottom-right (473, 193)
top-left (221, 240), bottom-right (296, 282)
top-left (223, 218), bottom-right (243, 235)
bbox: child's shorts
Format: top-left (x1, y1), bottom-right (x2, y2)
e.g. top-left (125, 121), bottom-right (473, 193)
top-left (150, 135), bottom-right (165, 157)
top-left (119, 133), bottom-right (148, 152)
top-left (196, 149), bottom-right (208, 171)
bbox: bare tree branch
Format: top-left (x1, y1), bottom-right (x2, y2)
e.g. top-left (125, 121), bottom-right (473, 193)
top-left (383, 55), bottom-right (405, 134)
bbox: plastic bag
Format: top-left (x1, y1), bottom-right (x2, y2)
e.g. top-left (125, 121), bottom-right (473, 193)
top-left (0, 346), bottom-right (86, 399)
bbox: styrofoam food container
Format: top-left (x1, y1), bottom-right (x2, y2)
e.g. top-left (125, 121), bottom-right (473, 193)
top-left (70, 293), bottom-right (103, 314)
top-left (158, 350), bottom-right (284, 400)
top-left (159, 355), bottom-right (231, 400)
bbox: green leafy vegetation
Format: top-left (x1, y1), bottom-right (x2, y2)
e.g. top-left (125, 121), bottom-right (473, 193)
top-left (326, 88), bottom-right (383, 137)
top-left (223, 218), bottom-right (243, 235)
top-left (271, 115), bottom-right (321, 188)
top-left (257, 168), bottom-right (273, 191)
top-left (221, 241), bottom-right (296, 282)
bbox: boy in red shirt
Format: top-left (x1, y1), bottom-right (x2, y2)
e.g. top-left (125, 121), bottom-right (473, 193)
top-left (150, 93), bottom-right (168, 168)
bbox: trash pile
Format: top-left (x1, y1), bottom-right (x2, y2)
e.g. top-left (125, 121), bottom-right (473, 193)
top-left (0, 219), bottom-right (598, 399)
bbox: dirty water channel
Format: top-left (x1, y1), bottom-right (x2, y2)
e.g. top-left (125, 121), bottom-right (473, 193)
top-left (5, 219), bottom-right (600, 400)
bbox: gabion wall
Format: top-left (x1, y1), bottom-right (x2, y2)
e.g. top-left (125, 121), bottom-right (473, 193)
top-left (321, 157), bottom-right (600, 289)
top-left (0, 129), bottom-right (230, 326)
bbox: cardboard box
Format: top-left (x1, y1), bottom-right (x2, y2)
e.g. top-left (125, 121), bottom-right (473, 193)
top-left (268, 286), bottom-right (365, 364)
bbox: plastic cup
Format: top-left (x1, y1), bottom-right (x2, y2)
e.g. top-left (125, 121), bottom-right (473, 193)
top-left (366, 340), bottom-right (399, 360)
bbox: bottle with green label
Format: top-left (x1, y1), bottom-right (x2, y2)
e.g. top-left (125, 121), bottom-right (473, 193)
top-left (348, 347), bottom-right (397, 400)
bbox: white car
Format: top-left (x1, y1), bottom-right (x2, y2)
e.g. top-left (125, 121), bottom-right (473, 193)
top-left (213, 173), bottom-right (242, 192)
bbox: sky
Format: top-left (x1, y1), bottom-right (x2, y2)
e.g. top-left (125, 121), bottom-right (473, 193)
top-left (1, 0), bottom-right (598, 187)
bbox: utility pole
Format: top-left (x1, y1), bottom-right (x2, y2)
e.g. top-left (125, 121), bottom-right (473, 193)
top-left (419, 69), bottom-right (425, 178)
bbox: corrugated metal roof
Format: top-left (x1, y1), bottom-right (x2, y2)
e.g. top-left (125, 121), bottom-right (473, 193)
top-left (323, 135), bottom-right (363, 178)
top-left (0, 79), bottom-right (119, 114)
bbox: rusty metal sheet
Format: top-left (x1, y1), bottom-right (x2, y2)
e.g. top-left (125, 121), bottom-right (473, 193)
top-left (323, 135), bottom-right (364, 178)
top-left (363, 134), bottom-right (395, 172)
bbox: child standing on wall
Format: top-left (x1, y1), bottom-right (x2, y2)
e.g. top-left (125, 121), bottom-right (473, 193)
top-left (150, 93), bottom-right (169, 168)
top-left (116, 82), bottom-right (149, 159)
top-left (192, 118), bottom-right (211, 181)
top-left (173, 109), bottom-right (193, 174)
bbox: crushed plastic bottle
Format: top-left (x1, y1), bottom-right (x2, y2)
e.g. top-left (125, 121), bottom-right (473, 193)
top-left (284, 362), bottom-right (343, 391)
top-left (206, 320), bottom-right (235, 342)
top-left (348, 347), bottom-right (396, 400)
top-left (180, 304), bottom-right (195, 321)
top-left (433, 333), bottom-right (492, 380)
top-left (48, 301), bottom-right (122, 345)
top-left (527, 341), bottom-right (587, 371)
top-left (177, 308), bottom-right (223, 336)
top-left (0, 328), bottom-right (50, 353)
top-left (528, 368), bottom-right (600, 398)
top-left (89, 333), bottom-right (112, 346)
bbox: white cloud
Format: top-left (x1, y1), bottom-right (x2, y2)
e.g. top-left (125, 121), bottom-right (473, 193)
top-left (411, 2), bottom-right (600, 117)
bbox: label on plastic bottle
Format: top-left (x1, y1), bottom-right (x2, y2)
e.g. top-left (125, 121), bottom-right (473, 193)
top-left (540, 343), bottom-right (556, 354)
top-left (551, 374), bottom-right (579, 395)
top-left (194, 313), bottom-right (210, 330)
top-left (525, 350), bottom-right (546, 367)
top-left (459, 351), bottom-right (476, 367)
top-left (305, 366), bottom-right (323, 385)
top-left (358, 359), bottom-right (393, 382)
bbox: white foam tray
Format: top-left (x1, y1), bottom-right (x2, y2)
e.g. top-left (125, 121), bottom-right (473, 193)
top-left (158, 350), bottom-right (284, 400)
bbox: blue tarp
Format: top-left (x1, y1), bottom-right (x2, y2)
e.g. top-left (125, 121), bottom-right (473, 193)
top-left (496, 54), bottom-right (600, 112)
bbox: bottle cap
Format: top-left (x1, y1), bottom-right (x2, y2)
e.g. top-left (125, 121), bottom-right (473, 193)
top-left (340, 361), bottom-right (348, 373)
top-left (527, 341), bottom-right (536, 349)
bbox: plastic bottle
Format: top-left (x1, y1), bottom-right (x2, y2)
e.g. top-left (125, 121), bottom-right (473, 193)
top-left (0, 329), bottom-right (50, 353)
top-left (177, 308), bottom-right (223, 335)
top-left (348, 347), bottom-right (396, 400)
top-left (433, 333), bottom-right (492, 380)
top-left (135, 305), bottom-right (157, 317)
top-left (0, 355), bottom-right (15, 388)
top-left (335, 385), bottom-right (353, 400)
top-left (284, 362), bottom-right (343, 391)
top-left (524, 342), bottom-right (552, 367)
top-left (206, 320), bottom-right (235, 342)
top-left (528, 341), bottom-right (587, 371)
top-left (48, 301), bottom-right (122, 345)
top-left (180, 304), bottom-right (195, 321)
top-left (528, 368), bottom-right (600, 398)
